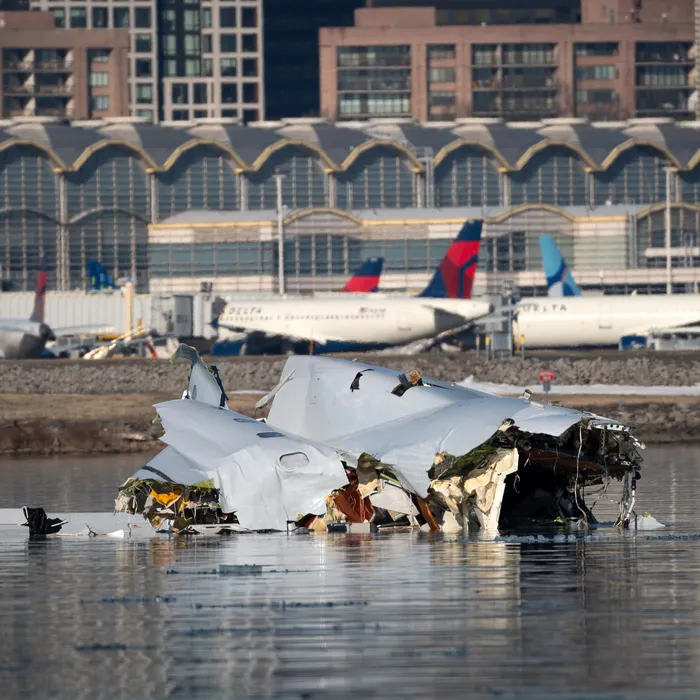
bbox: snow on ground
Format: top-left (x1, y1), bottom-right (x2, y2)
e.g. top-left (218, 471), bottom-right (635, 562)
top-left (460, 377), bottom-right (700, 396)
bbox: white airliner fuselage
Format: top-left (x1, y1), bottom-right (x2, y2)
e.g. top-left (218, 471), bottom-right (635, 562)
top-left (217, 296), bottom-right (492, 353)
top-left (514, 294), bottom-right (700, 348)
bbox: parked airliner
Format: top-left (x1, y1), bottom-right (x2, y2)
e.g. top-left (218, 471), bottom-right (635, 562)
top-left (514, 239), bottom-right (700, 348)
top-left (216, 220), bottom-right (489, 354)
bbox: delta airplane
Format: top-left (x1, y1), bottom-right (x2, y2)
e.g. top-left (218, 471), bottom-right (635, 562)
top-left (513, 237), bottom-right (700, 348)
top-left (216, 220), bottom-right (490, 354)
top-left (540, 235), bottom-right (581, 298)
top-left (0, 265), bottom-right (118, 359)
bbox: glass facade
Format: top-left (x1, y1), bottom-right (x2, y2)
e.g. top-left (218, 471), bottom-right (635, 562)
top-left (1, 121), bottom-right (699, 292)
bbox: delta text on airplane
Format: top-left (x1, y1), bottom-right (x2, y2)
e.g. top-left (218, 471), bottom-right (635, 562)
top-left (216, 219), bottom-right (491, 354)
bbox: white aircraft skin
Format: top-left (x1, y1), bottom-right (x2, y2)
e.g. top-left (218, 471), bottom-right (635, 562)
top-left (514, 294), bottom-right (700, 348)
top-left (0, 319), bottom-right (55, 359)
top-left (217, 296), bottom-right (492, 352)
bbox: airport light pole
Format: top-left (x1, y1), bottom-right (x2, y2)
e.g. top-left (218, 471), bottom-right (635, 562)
top-left (275, 169), bottom-right (285, 296)
top-left (665, 167), bottom-right (673, 295)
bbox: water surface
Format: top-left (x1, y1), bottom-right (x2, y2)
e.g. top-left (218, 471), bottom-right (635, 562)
top-left (0, 446), bottom-right (699, 699)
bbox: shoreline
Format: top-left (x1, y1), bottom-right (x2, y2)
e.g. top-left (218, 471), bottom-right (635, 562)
top-left (0, 391), bottom-right (696, 455)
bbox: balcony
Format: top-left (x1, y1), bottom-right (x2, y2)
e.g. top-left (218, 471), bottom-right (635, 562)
top-left (3, 61), bottom-right (33, 71)
top-left (35, 61), bottom-right (73, 72)
top-left (35, 84), bottom-right (71, 95)
top-left (3, 85), bottom-right (32, 95)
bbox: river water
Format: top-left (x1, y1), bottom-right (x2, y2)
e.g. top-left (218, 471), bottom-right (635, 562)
top-left (0, 446), bottom-right (700, 699)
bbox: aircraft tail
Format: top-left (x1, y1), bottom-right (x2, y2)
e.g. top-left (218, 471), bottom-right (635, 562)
top-left (540, 236), bottom-right (581, 297)
top-left (418, 219), bottom-right (483, 299)
top-left (342, 257), bottom-right (384, 293)
top-left (29, 265), bottom-right (47, 323)
top-left (87, 260), bottom-right (117, 291)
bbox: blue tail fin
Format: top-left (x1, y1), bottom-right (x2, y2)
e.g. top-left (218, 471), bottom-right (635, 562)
top-left (87, 261), bottom-right (117, 291)
top-left (540, 236), bottom-right (581, 297)
top-left (343, 257), bottom-right (384, 293)
top-left (419, 220), bottom-right (483, 299)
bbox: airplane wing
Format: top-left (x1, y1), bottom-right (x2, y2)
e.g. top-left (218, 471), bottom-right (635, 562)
top-left (218, 322), bottom-right (334, 345)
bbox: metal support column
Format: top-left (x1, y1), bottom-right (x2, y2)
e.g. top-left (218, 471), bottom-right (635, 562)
top-left (275, 169), bottom-right (285, 296)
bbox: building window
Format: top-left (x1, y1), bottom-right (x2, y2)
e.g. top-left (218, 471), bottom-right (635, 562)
top-left (162, 9), bottom-right (176, 33)
top-left (203, 58), bottom-right (213, 76)
top-left (185, 59), bottom-right (201, 76)
top-left (242, 58), bottom-right (257, 77)
top-left (194, 109), bottom-right (208, 118)
top-left (636, 66), bottom-right (690, 87)
top-left (576, 65), bottom-right (616, 81)
top-left (222, 109), bottom-right (238, 118)
top-left (220, 7), bottom-right (236, 27)
top-left (576, 88), bottom-right (616, 104)
top-left (221, 58), bottom-right (237, 76)
top-left (92, 7), bottom-right (108, 28)
top-left (337, 68), bottom-right (410, 91)
top-left (89, 72), bottom-right (108, 87)
top-left (243, 83), bottom-right (258, 103)
top-left (134, 7), bottom-right (151, 28)
top-left (242, 34), bottom-right (258, 53)
top-left (575, 43), bottom-right (619, 57)
top-left (338, 92), bottom-right (410, 117)
top-left (428, 91), bottom-right (456, 120)
top-left (502, 43), bottom-right (555, 65)
top-left (338, 45), bottom-right (410, 68)
top-left (193, 83), bottom-right (207, 104)
top-left (113, 7), bottom-right (129, 28)
top-left (472, 44), bottom-right (498, 66)
top-left (162, 60), bottom-right (176, 77)
top-left (202, 34), bottom-right (213, 53)
top-left (90, 49), bottom-right (110, 63)
top-left (243, 109), bottom-right (258, 122)
top-left (221, 83), bottom-right (238, 103)
top-left (636, 42), bottom-right (692, 63)
top-left (172, 110), bottom-right (190, 121)
top-left (203, 7), bottom-right (212, 28)
top-left (52, 8), bottom-right (65, 28)
top-left (428, 67), bottom-right (455, 83)
top-left (184, 34), bottom-right (201, 53)
top-left (184, 9), bottom-right (200, 31)
top-left (70, 7), bottom-right (86, 28)
top-left (136, 84), bottom-right (152, 103)
top-left (242, 7), bottom-right (257, 27)
top-left (172, 83), bottom-right (188, 104)
top-left (163, 35), bottom-right (177, 55)
top-left (427, 44), bottom-right (455, 61)
top-left (221, 34), bottom-right (237, 53)
top-left (136, 109), bottom-right (154, 121)
top-left (135, 59), bottom-right (151, 77)
top-left (90, 95), bottom-right (109, 111)
top-left (135, 34), bottom-right (152, 53)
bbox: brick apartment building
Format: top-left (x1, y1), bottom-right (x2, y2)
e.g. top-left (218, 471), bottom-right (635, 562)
top-left (0, 11), bottom-right (128, 119)
top-left (319, 0), bottom-right (696, 122)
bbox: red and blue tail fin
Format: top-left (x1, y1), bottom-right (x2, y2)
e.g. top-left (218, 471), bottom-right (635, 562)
top-left (418, 219), bottom-right (483, 299)
top-left (343, 256), bottom-right (384, 293)
top-left (30, 264), bottom-right (47, 323)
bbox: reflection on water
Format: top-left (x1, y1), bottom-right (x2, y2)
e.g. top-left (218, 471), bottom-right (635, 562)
top-left (1, 445), bottom-right (700, 699)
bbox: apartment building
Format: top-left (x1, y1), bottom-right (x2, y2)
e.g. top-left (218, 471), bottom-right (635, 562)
top-left (30, 0), bottom-right (264, 122)
top-left (0, 11), bottom-right (128, 119)
top-left (320, 0), bottom-right (696, 121)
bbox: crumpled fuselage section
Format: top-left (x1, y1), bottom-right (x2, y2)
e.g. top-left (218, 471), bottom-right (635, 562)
top-left (116, 347), bottom-right (644, 535)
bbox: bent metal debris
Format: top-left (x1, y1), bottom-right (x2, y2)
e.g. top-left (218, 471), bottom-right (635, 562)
top-left (114, 344), bottom-right (645, 535)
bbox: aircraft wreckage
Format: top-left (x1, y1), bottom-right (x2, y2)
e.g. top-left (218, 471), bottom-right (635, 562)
top-left (109, 345), bottom-right (645, 536)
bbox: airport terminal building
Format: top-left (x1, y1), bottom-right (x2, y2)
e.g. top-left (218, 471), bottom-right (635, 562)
top-left (1, 115), bottom-right (700, 296)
